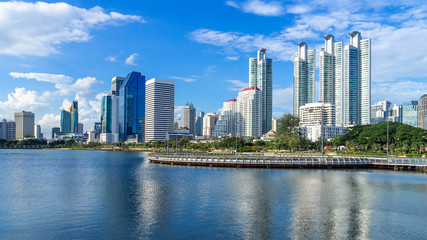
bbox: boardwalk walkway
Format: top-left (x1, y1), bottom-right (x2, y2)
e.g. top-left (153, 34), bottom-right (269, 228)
top-left (149, 153), bottom-right (427, 171)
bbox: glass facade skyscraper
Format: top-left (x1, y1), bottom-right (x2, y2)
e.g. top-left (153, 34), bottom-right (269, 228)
top-left (294, 42), bottom-right (315, 117)
top-left (60, 109), bottom-right (71, 133)
top-left (249, 49), bottom-right (272, 134)
top-left (119, 72), bottom-right (146, 142)
top-left (402, 101), bottom-right (418, 127)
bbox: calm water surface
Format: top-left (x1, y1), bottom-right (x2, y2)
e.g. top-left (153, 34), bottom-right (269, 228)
top-left (0, 149), bottom-right (426, 239)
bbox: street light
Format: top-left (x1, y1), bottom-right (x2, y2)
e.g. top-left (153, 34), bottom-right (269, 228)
top-left (175, 118), bottom-right (181, 153)
top-left (321, 102), bottom-right (325, 163)
top-left (387, 116), bottom-right (390, 162)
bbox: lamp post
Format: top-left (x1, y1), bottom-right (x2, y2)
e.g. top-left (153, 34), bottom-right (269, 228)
top-left (175, 118), bottom-right (181, 153)
top-left (321, 102), bottom-right (325, 163)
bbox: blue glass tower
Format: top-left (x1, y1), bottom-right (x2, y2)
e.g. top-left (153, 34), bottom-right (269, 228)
top-left (119, 72), bottom-right (146, 142)
top-left (60, 110), bottom-right (71, 133)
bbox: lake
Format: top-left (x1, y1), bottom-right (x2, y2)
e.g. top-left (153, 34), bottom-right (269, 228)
top-left (0, 149), bottom-right (426, 239)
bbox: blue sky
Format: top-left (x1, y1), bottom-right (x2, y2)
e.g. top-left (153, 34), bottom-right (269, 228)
top-left (1, 0), bottom-right (427, 137)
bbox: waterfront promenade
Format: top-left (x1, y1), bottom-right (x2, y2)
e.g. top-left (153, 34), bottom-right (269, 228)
top-left (149, 153), bottom-right (427, 171)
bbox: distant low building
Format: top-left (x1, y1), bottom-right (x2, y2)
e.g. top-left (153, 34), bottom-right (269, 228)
top-left (300, 125), bottom-right (347, 142)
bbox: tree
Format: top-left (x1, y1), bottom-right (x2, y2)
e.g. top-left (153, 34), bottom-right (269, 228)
top-left (276, 113), bottom-right (300, 136)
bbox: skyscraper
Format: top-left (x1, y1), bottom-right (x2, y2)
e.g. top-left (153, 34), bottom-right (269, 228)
top-left (77, 123), bottom-right (84, 133)
top-left (34, 125), bottom-right (42, 139)
top-left (182, 103), bottom-right (196, 134)
top-left (119, 72), bottom-right (146, 142)
top-left (100, 76), bottom-right (123, 143)
top-left (14, 111), bottom-right (35, 140)
top-left (402, 101), bottom-right (418, 127)
top-left (294, 42), bottom-right (315, 117)
top-left (319, 35), bottom-right (344, 126)
top-left (237, 87), bottom-right (262, 138)
top-left (70, 101), bottom-right (79, 133)
top-left (418, 94), bottom-right (427, 130)
top-left (344, 31), bottom-right (371, 126)
top-left (249, 49), bottom-right (272, 134)
top-left (144, 78), bottom-right (175, 142)
top-left (195, 111), bottom-right (205, 135)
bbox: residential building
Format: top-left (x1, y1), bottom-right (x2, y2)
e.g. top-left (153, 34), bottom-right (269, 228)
top-left (144, 78), bottom-right (175, 142)
top-left (212, 99), bottom-right (237, 137)
top-left (52, 127), bottom-right (60, 139)
top-left (249, 49), bottom-right (272, 134)
top-left (119, 72), bottom-right (146, 142)
top-left (34, 125), bottom-right (42, 139)
top-left (203, 112), bottom-right (219, 138)
top-left (319, 35), bottom-right (344, 126)
top-left (300, 125), bottom-right (347, 142)
top-left (418, 94), bottom-right (427, 130)
top-left (0, 119), bottom-right (16, 140)
top-left (14, 111), bottom-right (35, 139)
top-left (195, 111), bottom-right (205, 135)
top-left (299, 102), bottom-right (335, 127)
top-left (294, 42), bottom-right (315, 117)
top-left (344, 31), bottom-right (371, 126)
top-left (370, 101), bottom-right (391, 124)
top-left (402, 101), bottom-right (418, 127)
top-left (237, 87), bottom-right (262, 138)
top-left (182, 103), bottom-right (196, 134)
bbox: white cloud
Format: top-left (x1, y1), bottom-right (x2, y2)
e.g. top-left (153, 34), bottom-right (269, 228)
top-left (286, 4), bottom-right (313, 14)
top-left (227, 80), bottom-right (248, 91)
top-left (0, 1), bottom-right (144, 57)
top-left (105, 56), bottom-right (118, 62)
top-left (372, 81), bottom-right (427, 105)
top-left (226, 56), bottom-right (240, 61)
top-left (0, 88), bottom-right (48, 119)
top-left (170, 76), bottom-right (196, 83)
top-left (10, 72), bottom-right (73, 85)
top-left (226, 0), bottom-right (285, 16)
top-left (37, 113), bottom-right (61, 136)
top-left (125, 53), bottom-right (138, 66)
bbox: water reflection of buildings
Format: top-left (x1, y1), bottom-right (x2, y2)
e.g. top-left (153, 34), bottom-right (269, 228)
top-left (289, 171), bottom-right (373, 239)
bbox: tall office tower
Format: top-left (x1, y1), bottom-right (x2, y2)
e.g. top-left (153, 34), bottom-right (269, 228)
top-left (182, 103), bottom-right (196, 134)
top-left (237, 87), bottom-right (262, 138)
top-left (69, 100), bottom-right (79, 133)
top-left (294, 42), bottom-right (315, 117)
top-left (0, 119), bottom-right (16, 140)
top-left (344, 31), bottom-right (371, 126)
top-left (212, 99), bottom-right (237, 137)
top-left (249, 49), bottom-right (272, 134)
top-left (14, 111), bottom-right (35, 139)
top-left (202, 112), bottom-right (219, 138)
top-left (51, 127), bottom-right (60, 139)
top-left (60, 109), bottom-right (71, 133)
top-left (111, 76), bottom-right (125, 96)
top-left (319, 35), bottom-right (344, 126)
top-left (388, 104), bottom-right (402, 123)
top-left (418, 94), bottom-right (427, 130)
top-left (119, 72), bottom-right (146, 142)
top-left (299, 102), bottom-right (335, 127)
top-left (144, 78), bottom-right (175, 142)
top-left (370, 101), bottom-right (391, 124)
top-left (195, 111), bottom-right (205, 135)
top-left (402, 101), bottom-right (418, 127)
top-left (34, 125), bottom-right (42, 139)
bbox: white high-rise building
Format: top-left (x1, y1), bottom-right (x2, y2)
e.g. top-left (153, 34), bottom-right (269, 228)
top-left (370, 101), bottom-right (391, 124)
top-left (14, 111), bottom-right (35, 140)
top-left (344, 31), bottom-right (371, 126)
top-left (319, 35), bottom-right (344, 126)
top-left (294, 42), bottom-right (315, 117)
top-left (212, 99), bottom-right (237, 138)
top-left (237, 87), bottom-right (262, 138)
top-left (34, 125), bottom-right (42, 139)
top-left (299, 102), bottom-right (335, 127)
top-left (144, 78), bottom-right (175, 142)
top-left (203, 113), bottom-right (219, 138)
top-left (249, 49), bottom-right (272, 134)
top-left (272, 117), bottom-right (280, 132)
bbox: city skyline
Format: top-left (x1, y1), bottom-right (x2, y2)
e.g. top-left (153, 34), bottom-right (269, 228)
top-left (1, 1), bottom-right (427, 137)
